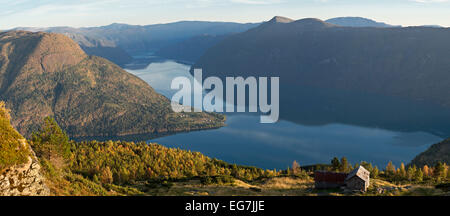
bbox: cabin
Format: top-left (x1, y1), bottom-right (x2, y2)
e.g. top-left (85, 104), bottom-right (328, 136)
top-left (314, 171), bottom-right (347, 189)
top-left (345, 166), bottom-right (370, 192)
top-left (314, 166), bottom-right (370, 192)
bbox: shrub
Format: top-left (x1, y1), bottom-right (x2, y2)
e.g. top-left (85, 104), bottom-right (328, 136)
top-left (0, 101), bottom-right (30, 172)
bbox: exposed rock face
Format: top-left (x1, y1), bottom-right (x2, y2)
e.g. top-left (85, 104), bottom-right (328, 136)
top-left (0, 140), bottom-right (49, 196)
top-left (0, 156), bottom-right (49, 196)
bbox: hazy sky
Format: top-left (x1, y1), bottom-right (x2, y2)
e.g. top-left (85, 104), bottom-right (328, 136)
top-left (1, 0), bottom-right (449, 29)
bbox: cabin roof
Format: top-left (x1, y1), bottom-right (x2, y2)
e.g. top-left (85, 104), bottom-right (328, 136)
top-left (346, 166), bottom-right (370, 182)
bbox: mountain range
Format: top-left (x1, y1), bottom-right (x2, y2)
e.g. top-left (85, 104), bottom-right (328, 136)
top-left (13, 17), bottom-right (442, 66)
top-left (12, 21), bottom-right (259, 66)
top-left (0, 31), bottom-right (224, 138)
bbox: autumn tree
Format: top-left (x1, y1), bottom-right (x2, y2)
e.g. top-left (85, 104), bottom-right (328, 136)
top-left (372, 166), bottom-right (379, 178)
top-left (292, 160), bottom-right (300, 175)
top-left (100, 167), bottom-right (113, 184)
top-left (386, 161), bottom-right (395, 176)
top-left (423, 165), bottom-right (430, 177)
top-left (340, 157), bottom-right (350, 172)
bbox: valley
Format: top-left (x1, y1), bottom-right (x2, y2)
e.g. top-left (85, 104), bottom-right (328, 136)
top-left (0, 14), bottom-right (449, 197)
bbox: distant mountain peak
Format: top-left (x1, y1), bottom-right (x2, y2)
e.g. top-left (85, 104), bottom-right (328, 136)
top-left (269, 16), bottom-right (294, 24)
top-left (102, 23), bottom-right (134, 29)
top-left (325, 17), bottom-right (400, 28)
top-left (260, 17), bottom-right (334, 31)
top-left (293, 18), bottom-right (336, 28)
top-left (107, 22), bottom-right (128, 26)
top-left (419, 25), bottom-right (443, 28)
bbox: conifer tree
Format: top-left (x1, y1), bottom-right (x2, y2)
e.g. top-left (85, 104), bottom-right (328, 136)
top-left (331, 157), bottom-right (340, 171)
top-left (31, 116), bottom-right (70, 161)
top-left (407, 166), bottom-right (415, 181)
top-left (434, 162), bottom-right (445, 180)
top-left (399, 163), bottom-right (407, 178)
top-left (415, 168), bottom-right (423, 182)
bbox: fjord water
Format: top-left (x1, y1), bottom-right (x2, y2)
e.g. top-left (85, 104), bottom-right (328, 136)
top-left (126, 60), bottom-right (444, 170)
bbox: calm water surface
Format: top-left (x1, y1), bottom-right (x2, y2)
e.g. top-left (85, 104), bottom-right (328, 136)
top-left (126, 60), bottom-right (443, 169)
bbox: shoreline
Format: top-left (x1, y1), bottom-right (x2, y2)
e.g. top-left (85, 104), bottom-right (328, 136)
top-left (70, 124), bottom-right (225, 143)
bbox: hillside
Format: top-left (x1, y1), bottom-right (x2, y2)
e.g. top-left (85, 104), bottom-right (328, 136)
top-left (0, 102), bottom-right (29, 171)
top-left (156, 34), bottom-right (228, 63)
top-left (0, 31), bottom-right (224, 138)
top-left (410, 139), bottom-right (450, 167)
top-left (66, 33), bottom-right (133, 67)
top-left (193, 16), bottom-right (450, 135)
top-left (195, 16), bottom-right (450, 104)
top-left (0, 101), bottom-right (49, 195)
top-left (23, 114), bottom-right (274, 195)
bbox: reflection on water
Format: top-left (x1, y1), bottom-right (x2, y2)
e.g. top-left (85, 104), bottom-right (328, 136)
top-left (126, 60), bottom-right (446, 169)
top-left (127, 61), bottom-right (193, 98)
top-left (151, 115), bottom-right (441, 169)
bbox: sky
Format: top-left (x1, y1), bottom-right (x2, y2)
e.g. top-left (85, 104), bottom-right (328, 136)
top-left (1, 0), bottom-right (449, 29)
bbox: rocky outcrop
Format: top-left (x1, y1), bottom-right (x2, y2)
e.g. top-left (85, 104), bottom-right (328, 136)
top-left (0, 140), bottom-right (49, 196)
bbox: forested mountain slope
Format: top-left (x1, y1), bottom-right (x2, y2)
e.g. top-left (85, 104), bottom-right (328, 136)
top-left (0, 31), bottom-right (224, 138)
